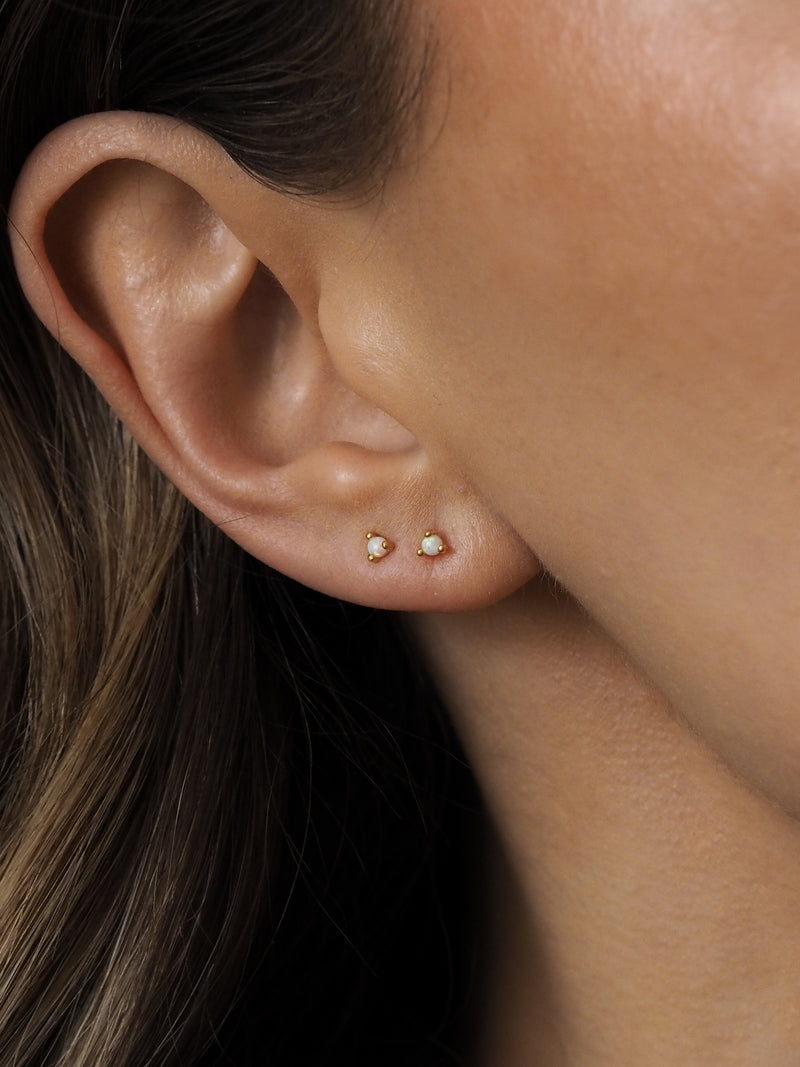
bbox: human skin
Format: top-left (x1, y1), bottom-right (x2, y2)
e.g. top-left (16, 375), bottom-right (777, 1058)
top-left (339, 1), bottom-right (800, 1058)
top-left (414, 583), bottom-right (800, 1065)
top-left (11, 0), bottom-right (800, 1062)
top-left (334, 0), bottom-right (800, 816)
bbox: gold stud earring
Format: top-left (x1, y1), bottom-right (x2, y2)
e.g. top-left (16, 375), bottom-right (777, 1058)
top-left (417, 531), bottom-right (447, 557)
top-left (366, 532), bottom-right (393, 562)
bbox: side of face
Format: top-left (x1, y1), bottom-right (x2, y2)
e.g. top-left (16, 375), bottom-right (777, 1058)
top-left (11, 0), bottom-right (800, 812)
top-left (325, 0), bottom-right (800, 811)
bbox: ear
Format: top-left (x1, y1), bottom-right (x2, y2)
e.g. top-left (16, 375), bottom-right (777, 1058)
top-left (8, 113), bottom-right (538, 611)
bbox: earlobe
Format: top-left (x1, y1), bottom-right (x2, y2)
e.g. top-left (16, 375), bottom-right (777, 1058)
top-left (9, 112), bottom-right (540, 611)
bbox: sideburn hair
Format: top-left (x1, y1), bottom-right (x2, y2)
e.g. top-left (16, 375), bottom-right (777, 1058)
top-left (0, 2), bottom-right (477, 1065)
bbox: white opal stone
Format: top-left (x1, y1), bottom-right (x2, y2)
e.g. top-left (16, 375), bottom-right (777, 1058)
top-left (367, 535), bottom-right (389, 559)
top-left (420, 533), bottom-right (445, 556)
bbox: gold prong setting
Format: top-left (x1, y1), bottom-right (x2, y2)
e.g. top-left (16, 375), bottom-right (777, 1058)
top-left (417, 531), bottom-right (446, 557)
top-left (366, 532), bottom-right (392, 562)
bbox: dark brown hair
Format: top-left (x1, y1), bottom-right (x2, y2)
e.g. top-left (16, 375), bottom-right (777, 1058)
top-left (0, 2), bottom-right (475, 1063)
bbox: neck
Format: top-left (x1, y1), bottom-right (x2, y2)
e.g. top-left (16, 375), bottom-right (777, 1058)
top-left (412, 579), bottom-right (800, 1066)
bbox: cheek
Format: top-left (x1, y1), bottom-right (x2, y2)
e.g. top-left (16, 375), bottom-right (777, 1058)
top-left (383, 0), bottom-right (800, 533)
top-left (348, 0), bottom-right (800, 810)
top-left (338, 0), bottom-right (800, 520)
